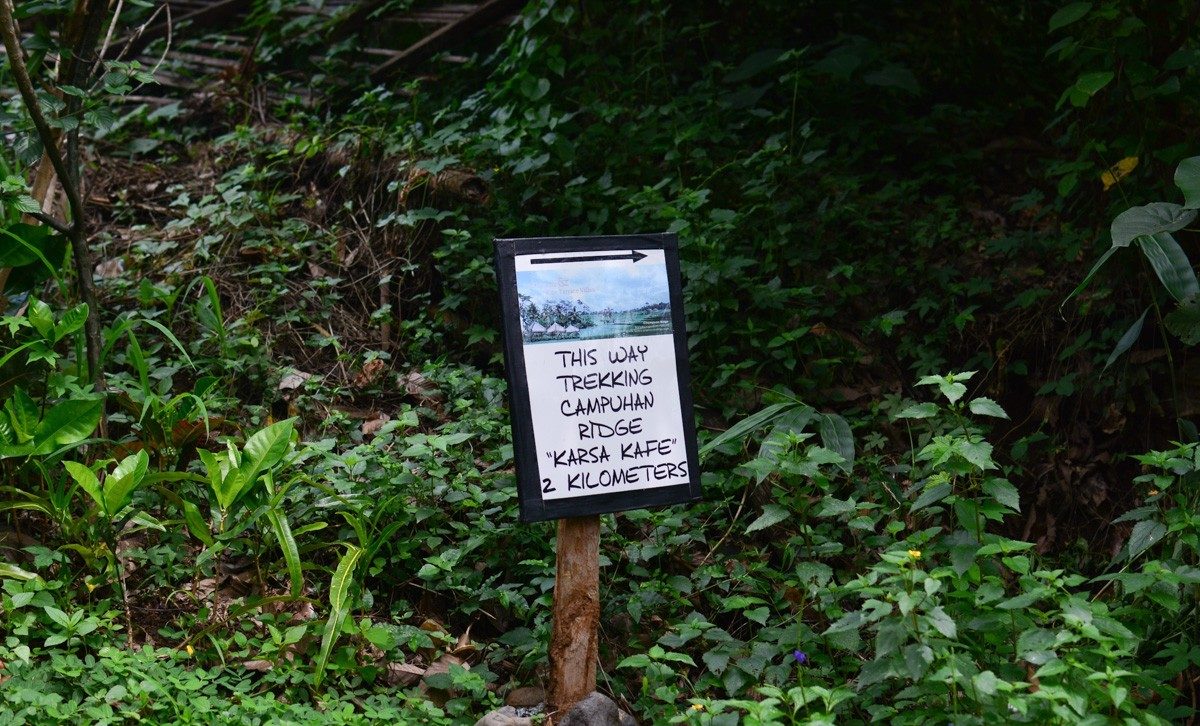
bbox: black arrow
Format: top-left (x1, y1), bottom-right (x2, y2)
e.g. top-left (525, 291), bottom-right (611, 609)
top-left (530, 250), bottom-right (647, 265)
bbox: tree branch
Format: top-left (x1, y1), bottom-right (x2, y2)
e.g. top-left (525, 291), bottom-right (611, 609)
top-left (29, 210), bottom-right (73, 237)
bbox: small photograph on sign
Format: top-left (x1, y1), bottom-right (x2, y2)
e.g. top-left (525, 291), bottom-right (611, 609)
top-left (516, 251), bottom-right (671, 344)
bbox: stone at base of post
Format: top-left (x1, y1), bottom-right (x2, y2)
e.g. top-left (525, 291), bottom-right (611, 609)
top-left (547, 515), bottom-right (601, 717)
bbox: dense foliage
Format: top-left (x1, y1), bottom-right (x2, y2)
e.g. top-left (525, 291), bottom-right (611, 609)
top-left (2, 0), bottom-right (1200, 723)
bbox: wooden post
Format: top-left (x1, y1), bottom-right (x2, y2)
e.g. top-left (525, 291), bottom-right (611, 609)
top-left (548, 515), bottom-right (600, 717)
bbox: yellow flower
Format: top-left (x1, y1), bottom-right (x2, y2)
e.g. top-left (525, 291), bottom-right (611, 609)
top-left (1148, 489), bottom-right (1159, 496)
top-left (690, 703), bottom-right (705, 712)
top-left (908, 549), bottom-right (922, 560)
top-left (85, 581), bottom-right (97, 592)
top-left (186, 645), bottom-right (194, 657)
top-left (1101, 156), bottom-right (1138, 190)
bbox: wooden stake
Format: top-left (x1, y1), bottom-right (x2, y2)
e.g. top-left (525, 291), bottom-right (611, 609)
top-left (548, 515), bottom-right (600, 717)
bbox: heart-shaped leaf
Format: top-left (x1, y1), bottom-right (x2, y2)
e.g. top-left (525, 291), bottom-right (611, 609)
top-left (1111, 203), bottom-right (1197, 247)
top-left (1176, 156), bottom-right (1200, 209)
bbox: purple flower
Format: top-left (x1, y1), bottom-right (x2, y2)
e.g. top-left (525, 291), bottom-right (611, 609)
top-left (793, 650), bottom-right (807, 664)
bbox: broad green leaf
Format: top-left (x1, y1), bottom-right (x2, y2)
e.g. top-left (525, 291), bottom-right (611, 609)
top-left (973, 670), bottom-right (999, 697)
top-left (939, 381), bottom-right (967, 404)
top-left (103, 450), bottom-right (149, 517)
top-left (1048, 2), bottom-right (1091, 31)
top-left (1136, 232), bottom-right (1199, 302)
top-left (28, 299), bottom-right (54, 339)
top-left (982, 478), bottom-right (1021, 512)
top-left (1104, 308), bottom-right (1148, 370)
top-left (1126, 519), bottom-right (1166, 560)
top-left (0, 562), bottom-right (38, 581)
top-left (894, 402), bottom-right (939, 419)
top-left (968, 397), bottom-right (1009, 419)
top-left (1176, 156), bottom-right (1200, 209)
top-left (197, 449), bottom-right (227, 502)
top-left (64, 461), bottom-right (103, 510)
top-left (1165, 297), bottom-right (1200, 345)
top-left (181, 499), bottom-right (215, 547)
top-left (31, 398), bottom-right (102, 455)
top-left (700, 402), bottom-right (806, 456)
top-left (817, 413), bottom-right (854, 470)
top-left (53, 304), bottom-right (88, 342)
top-left (927, 606), bottom-right (957, 638)
top-left (315, 544), bottom-right (362, 687)
top-left (213, 469), bottom-right (246, 513)
top-left (0, 223), bottom-right (55, 267)
top-left (266, 507), bottom-right (304, 596)
top-left (43, 606), bottom-right (71, 628)
top-left (1069, 71), bottom-right (1113, 107)
top-left (746, 504), bottom-right (790, 533)
top-left (1111, 203), bottom-right (1197, 247)
top-left (5, 388), bottom-right (39, 442)
top-left (912, 482), bottom-right (952, 511)
top-left (238, 418), bottom-right (295, 494)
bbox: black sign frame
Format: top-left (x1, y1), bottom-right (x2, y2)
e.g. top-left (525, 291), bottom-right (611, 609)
top-left (494, 233), bottom-right (702, 522)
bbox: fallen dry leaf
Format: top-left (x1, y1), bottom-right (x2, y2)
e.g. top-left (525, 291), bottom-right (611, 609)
top-left (386, 662), bottom-right (425, 687)
top-left (353, 359), bottom-right (387, 388)
top-left (362, 413), bottom-right (390, 437)
top-left (278, 370), bottom-right (313, 392)
top-left (242, 659), bottom-right (273, 672)
top-left (94, 258), bottom-right (125, 280)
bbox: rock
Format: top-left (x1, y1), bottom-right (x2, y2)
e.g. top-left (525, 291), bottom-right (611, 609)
top-left (617, 709), bottom-right (639, 726)
top-left (557, 692), bottom-right (620, 726)
top-left (474, 706), bottom-right (534, 726)
top-left (505, 686), bottom-right (545, 708)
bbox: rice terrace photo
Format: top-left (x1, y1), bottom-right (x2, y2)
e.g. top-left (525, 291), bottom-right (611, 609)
top-left (516, 257), bottom-right (672, 344)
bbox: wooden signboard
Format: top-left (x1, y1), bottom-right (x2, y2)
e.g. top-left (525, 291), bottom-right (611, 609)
top-left (494, 233), bottom-right (702, 523)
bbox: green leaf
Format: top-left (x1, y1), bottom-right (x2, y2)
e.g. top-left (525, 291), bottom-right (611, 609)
top-left (103, 450), bottom-right (149, 517)
top-left (1176, 156), bottom-right (1200, 209)
top-left (1136, 232), bottom-right (1199, 302)
top-left (968, 397), bottom-right (1008, 419)
top-left (64, 461), bottom-right (103, 511)
top-left (701, 402), bottom-right (807, 456)
top-left (182, 500), bottom-right (215, 547)
top-left (53, 304), bottom-right (88, 342)
top-left (1062, 246), bottom-right (1117, 310)
top-left (746, 504), bottom-right (790, 533)
top-left (1104, 308), bottom-right (1149, 370)
top-left (267, 507), bottom-right (304, 596)
top-left (817, 413), bottom-right (854, 470)
top-left (315, 543), bottom-right (362, 687)
top-left (31, 398), bottom-right (102, 455)
top-left (0, 562), bottom-right (39, 581)
top-left (1069, 71), bottom-right (1113, 107)
top-left (1165, 297), bottom-right (1200, 345)
top-left (237, 418), bottom-right (295, 495)
top-left (1127, 520), bottom-right (1166, 560)
top-left (927, 606), bottom-right (957, 638)
top-left (1048, 2), bottom-right (1091, 31)
top-left (5, 388), bottom-right (39, 442)
top-left (1111, 204), bottom-right (1197, 248)
top-left (912, 482), bottom-right (952, 511)
top-left (894, 402), bottom-right (939, 420)
top-left (982, 478), bottom-right (1021, 512)
top-left (28, 299), bottom-right (54, 339)
top-left (43, 605), bottom-right (70, 628)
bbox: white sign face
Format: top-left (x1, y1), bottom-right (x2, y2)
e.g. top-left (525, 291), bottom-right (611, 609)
top-left (496, 235), bottom-right (701, 521)
top-left (516, 250), bottom-right (688, 499)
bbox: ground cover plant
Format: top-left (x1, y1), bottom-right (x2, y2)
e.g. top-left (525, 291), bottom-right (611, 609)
top-left (2, 0), bottom-right (1200, 723)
